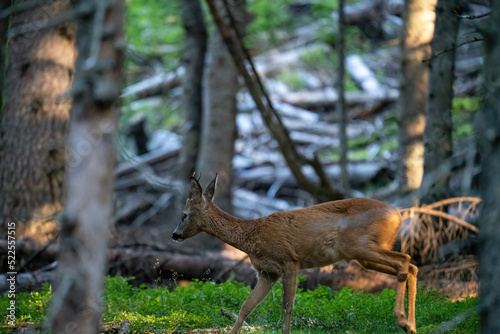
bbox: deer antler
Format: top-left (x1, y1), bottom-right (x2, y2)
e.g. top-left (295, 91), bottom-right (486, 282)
top-left (191, 172), bottom-right (202, 181)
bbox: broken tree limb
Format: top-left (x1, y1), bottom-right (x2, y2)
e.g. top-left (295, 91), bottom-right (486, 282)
top-left (346, 54), bottom-right (385, 95)
top-left (277, 87), bottom-right (399, 113)
top-left (121, 67), bottom-right (184, 100)
top-left (399, 207), bottom-right (479, 233)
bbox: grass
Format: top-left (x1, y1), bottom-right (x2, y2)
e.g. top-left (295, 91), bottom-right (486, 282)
top-left (1, 276), bottom-right (478, 333)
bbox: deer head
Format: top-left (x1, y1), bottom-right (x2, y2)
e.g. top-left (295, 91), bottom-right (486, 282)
top-left (171, 174), bottom-right (217, 242)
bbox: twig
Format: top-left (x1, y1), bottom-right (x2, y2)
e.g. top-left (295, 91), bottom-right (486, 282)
top-left (221, 308), bottom-right (248, 326)
top-left (130, 193), bottom-right (173, 233)
top-left (399, 207), bottom-right (479, 233)
top-left (213, 256), bottom-right (249, 282)
top-left (429, 308), bottom-right (477, 334)
top-left (457, 12), bottom-right (490, 20)
top-left (20, 232), bottom-right (60, 272)
top-left (422, 37), bottom-right (484, 63)
top-left (118, 320), bottom-right (131, 334)
top-left (423, 197), bottom-right (482, 210)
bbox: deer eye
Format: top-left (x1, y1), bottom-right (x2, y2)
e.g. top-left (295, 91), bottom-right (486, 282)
top-left (181, 213), bottom-right (188, 220)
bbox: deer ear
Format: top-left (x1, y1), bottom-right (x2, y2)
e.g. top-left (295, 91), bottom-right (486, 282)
top-left (203, 173), bottom-right (218, 201)
top-left (189, 177), bottom-right (202, 200)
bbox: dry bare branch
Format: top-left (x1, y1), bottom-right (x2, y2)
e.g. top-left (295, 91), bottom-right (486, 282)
top-left (399, 197), bottom-right (481, 263)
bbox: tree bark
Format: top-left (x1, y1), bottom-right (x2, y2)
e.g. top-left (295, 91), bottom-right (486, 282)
top-left (337, 0), bottom-right (349, 193)
top-left (0, 1), bottom-right (10, 114)
top-left (476, 1), bottom-right (500, 331)
top-left (397, 0), bottom-right (437, 195)
top-left (0, 0), bottom-right (76, 242)
top-left (49, 0), bottom-right (124, 332)
top-left (197, 0), bottom-right (247, 214)
top-left (421, 0), bottom-right (465, 203)
top-left (179, 0), bottom-right (207, 182)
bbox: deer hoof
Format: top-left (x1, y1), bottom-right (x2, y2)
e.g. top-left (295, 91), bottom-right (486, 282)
top-left (402, 324), bottom-right (417, 333)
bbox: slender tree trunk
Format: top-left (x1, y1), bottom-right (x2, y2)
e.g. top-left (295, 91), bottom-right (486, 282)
top-left (421, 0), bottom-right (465, 203)
top-left (337, 0), bottom-right (349, 193)
top-left (0, 0), bottom-right (76, 242)
top-left (49, 0), bottom-right (124, 332)
top-left (0, 1), bottom-right (10, 114)
top-left (476, 2), bottom-right (500, 331)
top-left (179, 0), bottom-right (207, 182)
top-left (397, 0), bottom-right (437, 195)
top-left (197, 0), bottom-right (247, 214)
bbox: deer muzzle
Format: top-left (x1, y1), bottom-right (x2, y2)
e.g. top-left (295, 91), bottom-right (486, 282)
top-left (171, 232), bottom-right (184, 242)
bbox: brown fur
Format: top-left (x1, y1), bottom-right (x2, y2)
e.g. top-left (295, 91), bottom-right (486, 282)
top-left (172, 176), bottom-right (418, 333)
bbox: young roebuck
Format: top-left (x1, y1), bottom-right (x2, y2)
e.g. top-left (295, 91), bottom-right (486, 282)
top-left (172, 175), bottom-right (418, 333)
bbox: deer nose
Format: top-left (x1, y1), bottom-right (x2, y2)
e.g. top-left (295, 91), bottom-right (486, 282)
top-left (171, 232), bottom-right (183, 241)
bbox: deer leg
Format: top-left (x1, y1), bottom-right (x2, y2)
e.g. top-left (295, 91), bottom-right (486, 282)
top-left (230, 274), bottom-right (275, 334)
top-left (407, 264), bottom-right (418, 333)
top-left (282, 265), bottom-right (298, 334)
top-left (355, 249), bottom-right (413, 333)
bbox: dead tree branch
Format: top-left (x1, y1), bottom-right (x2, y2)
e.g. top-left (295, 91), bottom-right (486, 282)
top-left (422, 37), bottom-right (484, 63)
top-left (206, 0), bottom-right (344, 201)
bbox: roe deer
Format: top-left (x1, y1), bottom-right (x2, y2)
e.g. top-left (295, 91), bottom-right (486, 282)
top-left (172, 175), bottom-right (418, 333)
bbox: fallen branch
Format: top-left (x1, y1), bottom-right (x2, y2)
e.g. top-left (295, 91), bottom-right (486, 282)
top-left (399, 207), bottom-right (479, 233)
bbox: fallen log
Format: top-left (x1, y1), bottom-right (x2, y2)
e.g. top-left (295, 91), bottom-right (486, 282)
top-left (276, 87), bottom-right (399, 113)
top-left (236, 162), bottom-right (389, 190)
top-left (346, 54), bottom-right (385, 95)
top-left (121, 67), bottom-right (184, 100)
top-left (0, 239), bottom-right (395, 295)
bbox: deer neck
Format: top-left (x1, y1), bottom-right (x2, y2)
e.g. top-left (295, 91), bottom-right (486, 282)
top-left (203, 202), bottom-right (259, 254)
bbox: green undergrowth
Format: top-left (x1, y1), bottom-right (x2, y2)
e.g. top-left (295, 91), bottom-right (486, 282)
top-left (1, 276), bottom-right (478, 333)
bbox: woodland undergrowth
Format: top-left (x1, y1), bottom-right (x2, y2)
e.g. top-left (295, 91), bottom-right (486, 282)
top-left (1, 276), bottom-right (478, 333)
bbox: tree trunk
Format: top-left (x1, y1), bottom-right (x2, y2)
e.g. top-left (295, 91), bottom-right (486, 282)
top-left (178, 0), bottom-right (207, 182)
top-left (0, 0), bottom-right (76, 242)
top-left (476, 1), bottom-right (500, 331)
top-left (197, 0), bottom-right (247, 214)
top-left (48, 0), bottom-right (124, 332)
top-left (397, 0), bottom-right (437, 195)
top-left (0, 1), bottom-right (10, 114)
top-left (337, 0), bottom-right (349, 193)
top-left (421, 0), bottom-right (465, 203)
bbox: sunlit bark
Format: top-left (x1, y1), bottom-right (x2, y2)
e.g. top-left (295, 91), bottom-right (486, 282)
top-left (397, 0), bottom-right (437, 194)
top-left (0, 0), bottom-right (76, 242)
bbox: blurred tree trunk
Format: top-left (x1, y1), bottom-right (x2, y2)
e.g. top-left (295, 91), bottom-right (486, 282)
top-left (197, 0), bottom-right (247, 214)
top-left (179, 0), bottom-right (207, 183)
top-left (49, 0), bottom-right (124, 332)
top-left (337, 0), bottom-right (349, 193)
top-left (397, 0), bottom-right (437, 195)
top-left (421, 0), bottom-right (465, 203)
top-left (0, 1), bottom-right (10, 113)
top-left (0, 0), bottom-right (76, 242)
top-left (476, 1), bottom-right (500, 331)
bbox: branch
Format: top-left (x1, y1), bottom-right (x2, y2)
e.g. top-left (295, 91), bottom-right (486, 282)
top-left (399, 207), bottom-right (479, 233)
top-left (457, 12), bottom-right (490, 20)
top-left (423, 197), bottom-right (482, 210)
top-left (422, 37), bottom-right (484, 63)
top-left (206, 0), bottom-right (344, 201)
